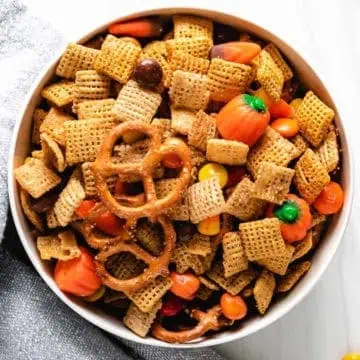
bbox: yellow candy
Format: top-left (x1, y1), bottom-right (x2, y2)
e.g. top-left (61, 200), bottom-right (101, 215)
top-left (197, 215), bottom-right (220, 236)
top-left (290, 98), bottom-right (303, 112)
top-left (343, 354), bottom-right (360, 360)
top-left (198, 163), bottom-right (228, 188)
top-left (123, 130), bottom-right (145, 144)
top-left (84, 285), bottom-right (106, 302)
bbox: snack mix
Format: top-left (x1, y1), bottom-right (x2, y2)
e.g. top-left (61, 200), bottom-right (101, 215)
top-left (15, 15), bottom-right (344, 343)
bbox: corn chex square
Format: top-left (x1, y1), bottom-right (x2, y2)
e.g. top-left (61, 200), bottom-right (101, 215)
top-left (188, 110), bottom-right (217, 151)
top-left (173, 15), bottom-right (213, 40)
top-left (294, 149), bottom-right (330, 203)
top-left (15, 158), bottom-right (60, 199)
top-left (239, 218), bottom-right (286, 261)
top-left (224, 177), bottom-right (266, 221)
top-left (169, 52), bottom-right (210, 75)
top-left (40, 107), bottom-right (75, 146)
top-left (77, 99), bottom-right (116, 120)
top-left (56, 43), bottom-right (99, 79)
top-left (206, 139), bottom-right (249, 165)
top-left (94, 38), bottom-right (141, 83)
top-left (207, 58), bottom-right (254, 102)
top-left (207, 262), bottom-right (258, 295)
top-left (264, 43), bottom-right (293, 81)
top-left (253, 269), bottom-right (276, 315)
top-left (112, 80), bottom-right (161, 123)
top-left (125, 276), bottom-right (172, 313)
top-left (187, 177), bottom-right (225, 223)
top-left (41, 80), bottom-right (75, 107)
top-left (64, 118), bottom-right (116, 165)
top-left (247, 127), bottom-right (298, 178)
top-left (155, 179), bottom-right (189, 221)
top-left (222, 232), bottom-right (248, 278)
top-left (253, 162), bottom-right (295, 204)
top-left (72, 70), bottom-right (111, 113)
top-left (169, 70), bottom-right (210, 111)
top-left (256, 50), bottom-right (284, 103)
top-left (257, 243), bottom-right (295, 275)
top-left (166, 37), bottom-right (212, 59)
top-left (53, 169), bottom-right (85, 227)
top-left (295, 91), bottom-right (335, 147)
top-left (123, 301), bottom-right (162, 338)
top-left (315, 130), bottom-right (339, 173)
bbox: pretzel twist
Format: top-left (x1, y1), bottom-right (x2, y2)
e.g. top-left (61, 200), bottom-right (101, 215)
top-left (152, 305), bottom-right (229, 343)
top-left (94, 215), bottom-right (176, 292)
top-left (92, 121), bottom-right (192, 221)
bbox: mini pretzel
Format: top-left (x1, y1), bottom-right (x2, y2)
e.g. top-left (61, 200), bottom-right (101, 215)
top-left (152, 305), bottom-right (229, 343)
top-left (93, 121), bottom-right (192, 221)
top-left (95, 215), bottom-right (176, 292)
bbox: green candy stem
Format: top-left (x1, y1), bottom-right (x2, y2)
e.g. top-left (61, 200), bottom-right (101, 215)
top-left (243, 94), bottom-right (266, 113)
top-left (274, 201), bottom-right (300, 224)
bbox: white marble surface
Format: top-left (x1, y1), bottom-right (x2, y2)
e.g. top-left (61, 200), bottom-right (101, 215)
top-left (21, 0), bottom-right (360, 359)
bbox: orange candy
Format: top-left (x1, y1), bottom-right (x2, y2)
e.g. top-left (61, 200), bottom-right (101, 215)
top-left (162, 153), bottom-right (183, 169)
top-left (220, 293), bottom-right (248, 320)
top-left (93, 211), bottom-right (126, 237)
top-left (313, 182), bottom-right (344, 215)
top-left (210, 41), bottom-right (261, 64)
top-left (108, 19), bottom-right (163, 37)
top-left (197, 215), bottom-right (220, 236)
top-left (254, 88), bottom-right (294, 119)
top-left (170, 272), bottom-right (200, 300)
top-left (75, 200), bottom-right (96, 218)
top-left (54, 247), bottom-right (102, 297)
top-left (271, 118), bottom-right (299, 138)
top-left (216, 94), bottom-right (270, 146)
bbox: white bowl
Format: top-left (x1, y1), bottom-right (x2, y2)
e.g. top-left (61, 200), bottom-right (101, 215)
top-left (8, 8), bottom-right (354, 349)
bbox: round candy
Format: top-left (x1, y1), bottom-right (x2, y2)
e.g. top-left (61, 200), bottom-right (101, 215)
top-left (220, 293), bottom-right (247, 320)
top-left (170, 272), bottom-right (200, 300)
top-left (198, 163), bottom-right (228, 188)
top-left (134, 58), bottom-right (163, 88)
top-left (271, 118), bottom-right (299, 138)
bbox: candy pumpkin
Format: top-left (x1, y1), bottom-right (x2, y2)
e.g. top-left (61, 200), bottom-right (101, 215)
top-left (267, 194), bottom-right (312, 243)
top-left (216, 94), bottom-right (270, 146)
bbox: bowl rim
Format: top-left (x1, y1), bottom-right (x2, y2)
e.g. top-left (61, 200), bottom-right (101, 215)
top-left (7, 7), bottom-right (355, 349)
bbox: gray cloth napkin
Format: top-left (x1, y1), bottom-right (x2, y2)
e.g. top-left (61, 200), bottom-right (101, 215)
top-left (0, 1), bottom-right (226, 359)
